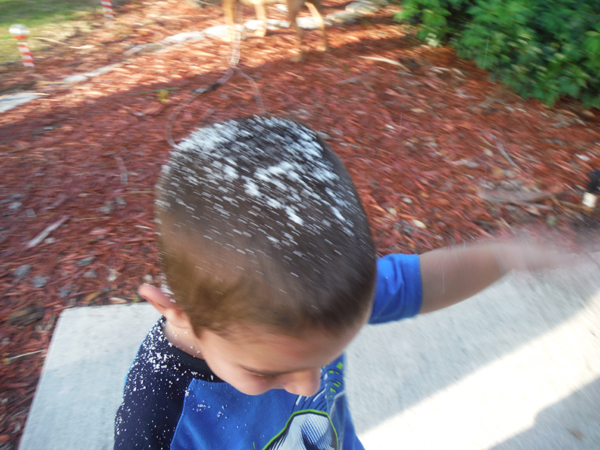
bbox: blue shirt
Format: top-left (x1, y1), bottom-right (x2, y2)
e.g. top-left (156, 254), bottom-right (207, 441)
top-left (115, 254), bottom-right (422, 449)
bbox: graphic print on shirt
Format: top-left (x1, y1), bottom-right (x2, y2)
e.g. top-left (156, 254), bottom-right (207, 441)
top-left (264, 360), bottom-right (345, 450)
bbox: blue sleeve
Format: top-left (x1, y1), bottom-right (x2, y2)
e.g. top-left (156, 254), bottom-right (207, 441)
top-left (369, 254), bottom-right (423, 324)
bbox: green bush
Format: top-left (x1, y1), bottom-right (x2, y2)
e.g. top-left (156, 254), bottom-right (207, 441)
top-left (395, 0), bottom-right (600, 108)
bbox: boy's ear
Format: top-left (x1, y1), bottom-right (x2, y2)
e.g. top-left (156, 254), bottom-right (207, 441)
top-left (138, 284), bottom-right (191, 329)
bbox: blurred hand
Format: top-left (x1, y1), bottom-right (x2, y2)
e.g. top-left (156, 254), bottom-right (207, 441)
top-left (490, 239), bottom-right (582, 274)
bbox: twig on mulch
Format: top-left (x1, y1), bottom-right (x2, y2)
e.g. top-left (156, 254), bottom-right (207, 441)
top-left (25, 216), bottom-right (70, 249)
top-left (551, 198), bottom-right (591, 211)
top-left (115, 156), bottom-right (128, 185)
top-left (477, 188), bottom-right (556, 205)
top-left (5, 350), bottom-right (46, 363)
top-left (491, 134), bottom-right (521, 171)
top-left (359, 56), bottom-right (410, 71)
top-left (124, 87), bottom-right (181, 96)
top-left (32, 37), bottom-right (91, 50)
top-left (336, 70), bottom-right (377, 85)
top-left (236, 68), bottom-right (266, 114)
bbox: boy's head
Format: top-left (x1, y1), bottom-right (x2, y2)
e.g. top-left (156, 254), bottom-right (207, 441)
top-left (142, 117), bottom-right (376, 395)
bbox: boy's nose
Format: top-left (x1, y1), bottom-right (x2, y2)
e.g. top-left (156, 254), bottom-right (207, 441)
top-left (282, 368), bottom-right (322, 397)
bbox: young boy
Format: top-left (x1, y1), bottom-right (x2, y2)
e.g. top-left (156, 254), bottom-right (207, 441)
top-left (114, 116), bottom-right (562, 449)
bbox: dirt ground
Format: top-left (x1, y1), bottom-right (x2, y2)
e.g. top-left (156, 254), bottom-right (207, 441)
top-left (0, 0), bottom-right (599, 446)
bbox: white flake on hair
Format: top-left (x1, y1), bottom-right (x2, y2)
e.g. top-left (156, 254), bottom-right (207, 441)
top-left (244, 180), bottom-right (260, 197)
top-left (285, 206), bottom-right (304, 226)
top-left (222, 196), bottom-right (238, 205)
top-left (161, 280), bottom-right (174, 298)
top-left (223, 165), bottom-right (238, 180)
top-left (330, 206), bottom-right (346, 224)
top-left (267, 198), bottom-right (283, 209)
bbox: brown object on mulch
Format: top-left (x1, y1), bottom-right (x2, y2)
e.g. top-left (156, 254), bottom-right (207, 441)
top-left (0, 0), bottom-right (599, 446)
top-left (477, 187), bottom-right (558, 205)
top-left (6, 307), bottom-right (45, 327)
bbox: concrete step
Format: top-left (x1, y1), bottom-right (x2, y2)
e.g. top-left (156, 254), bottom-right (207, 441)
top-left (19, 304), bottom-right (160, 450)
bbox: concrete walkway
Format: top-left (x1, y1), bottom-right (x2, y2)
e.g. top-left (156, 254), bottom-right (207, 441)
top-left (19, 257), bottom-right (600, 450)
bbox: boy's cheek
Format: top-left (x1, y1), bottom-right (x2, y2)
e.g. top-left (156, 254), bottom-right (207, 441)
top-left (208, 363), bottom-right (274, 395)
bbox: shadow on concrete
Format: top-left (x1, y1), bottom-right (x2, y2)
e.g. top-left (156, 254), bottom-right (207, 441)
top-left (487, 377), bottom-right (600, 450)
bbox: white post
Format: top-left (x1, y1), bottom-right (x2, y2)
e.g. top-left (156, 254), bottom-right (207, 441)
top-left (9, 24), bottom-right (34, 68)
top-left (101, 0), bottom-right (114, 18)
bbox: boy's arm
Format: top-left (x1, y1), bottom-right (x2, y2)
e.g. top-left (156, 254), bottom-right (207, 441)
top-left (418, 241), bottom-right (566, 314)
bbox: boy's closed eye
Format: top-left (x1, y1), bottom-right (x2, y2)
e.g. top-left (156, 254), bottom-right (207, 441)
top-left (251, 372), bottom-right (279, 380)
top-left (242, 367), bottom-right (288, 379)
top-left (241, 365), bottom-right (312, 380)
top-left (242, 365), bottom-right (324, 380)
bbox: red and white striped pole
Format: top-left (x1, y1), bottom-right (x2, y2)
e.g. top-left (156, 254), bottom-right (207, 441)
top-left (9, 24), bottom-right (34, 69)
top-left (101, 0), bottom-right (114, 18)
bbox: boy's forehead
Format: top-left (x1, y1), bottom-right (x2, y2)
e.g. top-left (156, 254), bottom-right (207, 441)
top-left (202, 312), bottom-right (370, 375)
top-left (222, 303), bottom-right (372, 345)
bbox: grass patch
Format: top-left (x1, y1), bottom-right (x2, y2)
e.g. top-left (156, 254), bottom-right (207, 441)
top-left (0, 0), bottom-right (102, 64)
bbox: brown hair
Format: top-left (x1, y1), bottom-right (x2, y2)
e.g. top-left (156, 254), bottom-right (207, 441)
top-left (156, 117), bottom-right (376, 337)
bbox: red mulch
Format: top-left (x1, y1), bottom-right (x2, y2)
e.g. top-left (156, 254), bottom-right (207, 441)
top-left (0, 0), bottom-right (599, 446)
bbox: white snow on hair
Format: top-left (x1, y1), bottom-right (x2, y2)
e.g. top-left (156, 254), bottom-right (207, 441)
top-left (157, 116), bottom-right (360, 251)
